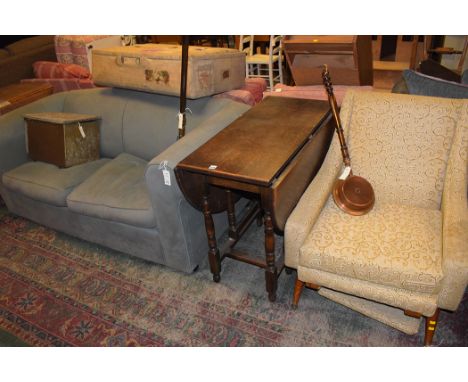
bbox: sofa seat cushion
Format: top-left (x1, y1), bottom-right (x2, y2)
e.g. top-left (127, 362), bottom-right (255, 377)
top-left (299, 199), bottom-right (444, 294)
top-left (2, 159), bottom-right (110, 207)
top-left (66, 153), bottom-right (156, 228)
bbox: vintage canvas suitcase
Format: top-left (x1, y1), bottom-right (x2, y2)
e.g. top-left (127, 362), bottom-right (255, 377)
top-left (92, 44), bottom-right (246, 98)
top-left (24, 112), bottom-right (100, 168)
top-left (283, 35), bottom-right (373, 86)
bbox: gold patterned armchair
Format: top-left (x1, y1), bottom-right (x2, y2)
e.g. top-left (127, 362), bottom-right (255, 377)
top-left (285, 90), bottom-right (467, 346)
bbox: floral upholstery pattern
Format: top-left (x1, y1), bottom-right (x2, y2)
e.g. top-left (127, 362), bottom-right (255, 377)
top-left (284, 93), bottom-right (353, 269)
top-left (346, 91), bottom-right (460, 210)
top-left (54, 35), bottom-right (113, 70)
top-left (438, 100), bottom-right (468, 310)
top-left (300, 199), bottom-right (443, 294)
top-left (299, 267), bottom-right (438, 316)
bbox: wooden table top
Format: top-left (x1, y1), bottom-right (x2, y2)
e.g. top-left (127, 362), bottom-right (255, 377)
top-left (177, 96), bottom-right (330, 187)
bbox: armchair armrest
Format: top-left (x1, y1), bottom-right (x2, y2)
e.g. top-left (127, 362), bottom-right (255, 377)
top-left (284, 89), bottom-right (357, 269)
top-left (0, 92), bottom-right (65, 176)
top-left (284, 134), bottom-right (342, 269)
top-left (438, 105), bottom-right (468, 311)
top-left (145, 100), bottom-right (250, 272)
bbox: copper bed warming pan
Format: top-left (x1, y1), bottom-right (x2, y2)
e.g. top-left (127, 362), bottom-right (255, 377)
top-left (322, 65), bottom-right (375, 216)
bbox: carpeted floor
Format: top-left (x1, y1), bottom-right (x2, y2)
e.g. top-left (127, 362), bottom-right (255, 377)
top-left (0, 200), bottom-right (467, 347)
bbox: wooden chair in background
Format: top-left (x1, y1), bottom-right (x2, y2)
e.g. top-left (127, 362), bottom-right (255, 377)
top-left (423, 35), bottom-right (468, 75)
top-left (239, 35), bottom-right (254, 79)
top-left (372, 35), bottom-right (424, 89)
top-left (239, 35), bottom-right (284, 90)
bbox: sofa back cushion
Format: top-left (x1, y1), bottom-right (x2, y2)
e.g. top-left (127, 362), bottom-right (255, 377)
top-left (340, 90), bottom-right (463, 210)
top-left (120, 91), bottom-right (180, 160)
top-left (61, 87), bottom-right (241, 161)
top-left (62, 88), bottom-right (128, 158)
top-left (122, 91), bottom-right (237, 160)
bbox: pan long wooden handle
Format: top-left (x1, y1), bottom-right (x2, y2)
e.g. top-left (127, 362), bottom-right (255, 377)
top-left (178, 35), bottom-right (190, 140)
top-left (322, 65), bottom-right (351, 168)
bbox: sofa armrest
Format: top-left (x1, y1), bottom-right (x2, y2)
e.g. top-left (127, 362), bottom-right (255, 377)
top-left (438, 103), bottom-right (468, 311)
top-left (145, 100), bottom-right (250, 272)
top-left (0, 92), bottom-right (66, 177)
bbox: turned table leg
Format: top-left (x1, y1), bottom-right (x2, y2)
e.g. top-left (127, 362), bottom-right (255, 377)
top-left (264, 210), bottom-right (278, 302)
top-left (226, 189), bottom-right (238, 240)
top-left (202, 192), bottom-right (221, 283)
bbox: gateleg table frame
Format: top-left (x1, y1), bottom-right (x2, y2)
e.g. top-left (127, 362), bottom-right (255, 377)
top-left (175, 96), bottom-right (334, 302)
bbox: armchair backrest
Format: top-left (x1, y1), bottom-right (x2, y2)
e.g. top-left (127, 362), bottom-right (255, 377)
top-left (339, 90), bottom-right (466, 210)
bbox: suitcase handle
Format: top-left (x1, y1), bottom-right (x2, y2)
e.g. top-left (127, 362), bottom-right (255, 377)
top-left (116, 55), bottom-right (141, 67)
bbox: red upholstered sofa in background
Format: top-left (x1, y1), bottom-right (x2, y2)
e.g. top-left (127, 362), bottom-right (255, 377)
top-left (265, 83), bottom-right (374, 106)
top-left (20, 36), bottom-right (119, 93)
top-left (20, 35), bottom-right (269, 106)
top-left (21, 61), bottom-right (95, 93)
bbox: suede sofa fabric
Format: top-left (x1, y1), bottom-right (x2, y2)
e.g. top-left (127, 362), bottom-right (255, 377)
top-left (67, 153), bottom-right (155, 228)
top-left (2, 158), bottom-right (110, 207)
top-left (0, 87), bottom-right (250, 273)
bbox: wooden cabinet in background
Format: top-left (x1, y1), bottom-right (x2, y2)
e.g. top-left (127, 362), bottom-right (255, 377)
top-left (283, 35), bottom-right (373, 86)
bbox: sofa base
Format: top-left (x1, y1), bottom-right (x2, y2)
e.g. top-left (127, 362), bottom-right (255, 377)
top-left (0, 183), bottom-right (241, 274)
top-left (1, 184), bottom-right (166, 264)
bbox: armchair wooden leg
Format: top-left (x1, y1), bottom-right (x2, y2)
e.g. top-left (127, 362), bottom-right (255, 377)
top-left (292, 279), bottom-right (304, 309)
top-left (404, 309), bottom-right (422, 319)
top-left (424, 308), bottom-right (440, 346)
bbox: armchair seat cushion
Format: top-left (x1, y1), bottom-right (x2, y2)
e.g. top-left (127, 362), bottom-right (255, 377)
top-left (67, 153), bottom-right (156, 228)
top-left (299, 199), bottom-right (444, 294)
top-left (2, 159), bottom-right (110, 207)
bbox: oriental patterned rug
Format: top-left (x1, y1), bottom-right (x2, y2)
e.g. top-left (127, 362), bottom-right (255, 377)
top-left (0, 200), bottom-right (467, 346)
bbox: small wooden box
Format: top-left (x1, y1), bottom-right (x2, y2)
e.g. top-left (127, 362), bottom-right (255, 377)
top-left (24, 112), bottom-right (100, 168)
top-left (283, 35), bottom-right (373, 86)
